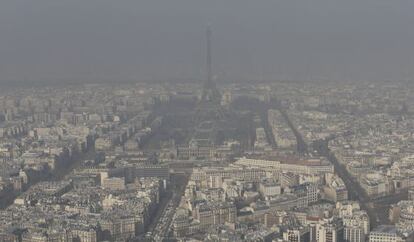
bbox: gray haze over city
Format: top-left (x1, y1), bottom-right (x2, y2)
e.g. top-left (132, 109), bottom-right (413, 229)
top-left (1, 0), bottom-right (414, 83)
top-left (2, 1), bottom-right (414, 242)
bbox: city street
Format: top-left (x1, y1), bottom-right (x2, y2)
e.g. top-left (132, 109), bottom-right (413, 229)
top-left (140, 173), bottom-right (189, 242)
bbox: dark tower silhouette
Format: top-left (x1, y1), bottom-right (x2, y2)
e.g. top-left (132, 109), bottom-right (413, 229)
top-left (201, 25), bottom-right (221, 104)
top-left (192, 26), bottom-right (238, 146)
top-left (207, 25), bottom-right (212, 86)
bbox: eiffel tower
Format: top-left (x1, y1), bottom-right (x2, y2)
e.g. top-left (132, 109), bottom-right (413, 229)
top-left (201, 26), bottom-right (221, 104)
top-left (195, 26), bottom-right (224, 122)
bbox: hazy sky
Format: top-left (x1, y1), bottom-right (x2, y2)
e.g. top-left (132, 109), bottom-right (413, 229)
top-left (1, 0), bottom-right (414, 83)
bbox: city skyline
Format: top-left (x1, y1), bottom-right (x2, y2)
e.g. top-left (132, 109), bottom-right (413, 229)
top-left (1, 1), bottom-right (414, 242)
top-left (1, 0), bottom-right (414, 83)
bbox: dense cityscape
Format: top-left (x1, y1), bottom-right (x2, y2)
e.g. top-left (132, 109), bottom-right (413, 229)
top-left (1, 1), bottom-right (414, 241)
top-left (0, 78), bottom-right (413, 242)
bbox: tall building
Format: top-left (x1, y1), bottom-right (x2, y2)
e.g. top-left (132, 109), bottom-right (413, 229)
top-left (408, 188), bottom-right (414, 201)
top-left (337, 202), bottom-right (370, 242)
top-left (324, 173), bottom-right (348, 202)
top-left (368, 225), bottom-right (414, 242)
top-left (342, 213), bottom-right (369, 242)
top-left (101, 177), bottom-right (126, 190)
top-left (193, 202), bottom-right (237, 231)
top-left (283, 227), bottom-right (310, 242)
top-left (344, 226), bottom-right (366, 242)
top-left (314, 218), bottom-right (344, 242)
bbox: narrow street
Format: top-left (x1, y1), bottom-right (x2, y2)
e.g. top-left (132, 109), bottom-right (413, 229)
top-left (312, 136), bottom-right (407, 228)
top-left (281, 107), bottom-right (385, 228)
top-left (323, 150), bottom-right (382, 227)
top-left (279, 108), bottom-right (308, 154)
top-left (139, 173), bottom-right (189, 242)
